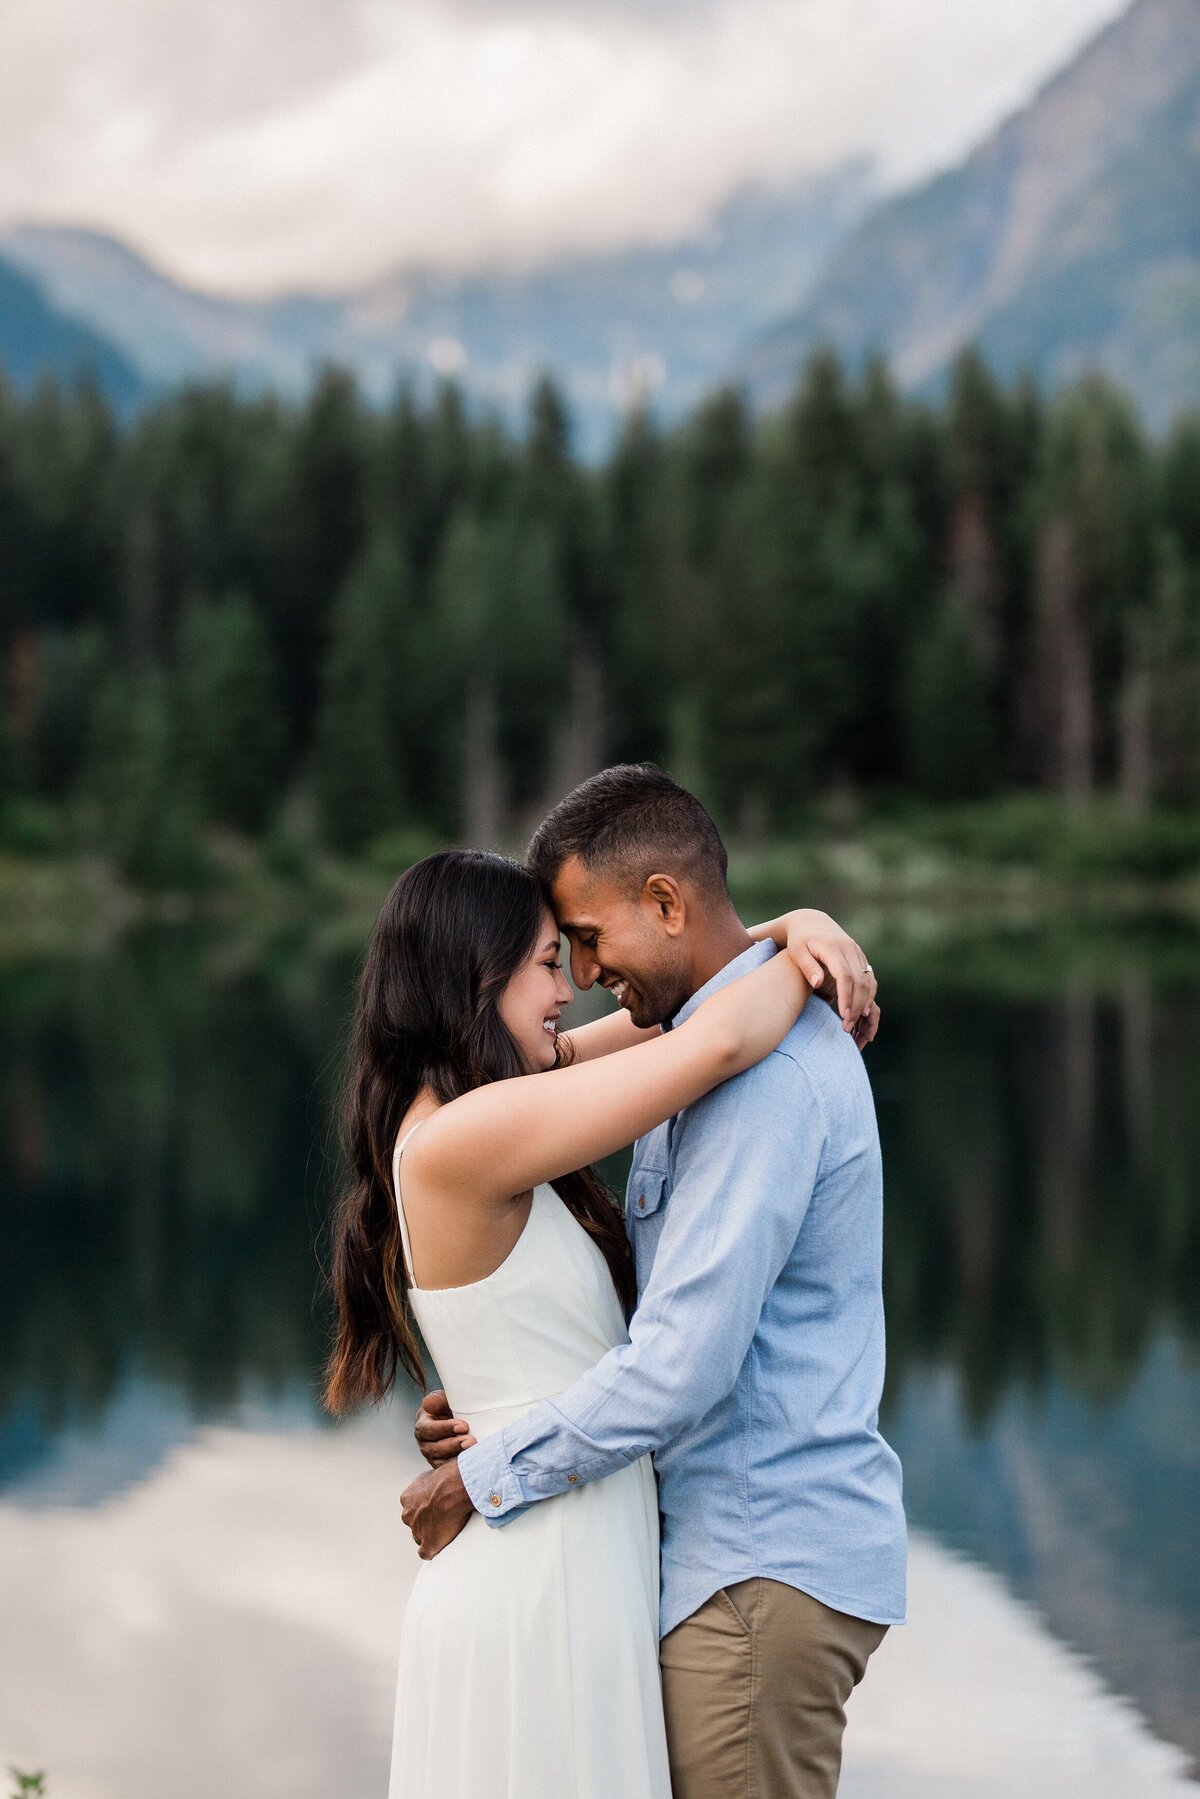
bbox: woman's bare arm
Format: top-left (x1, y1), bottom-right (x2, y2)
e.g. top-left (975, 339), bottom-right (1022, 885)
top-left (406, 951), bottom-right (812, 1207)
top-left (748, 908), bottom-right (879, 1045)
top-left (564, 906), bottom-right (878, 1062)
top-left (558, 1007), bottom-right (661, 1064)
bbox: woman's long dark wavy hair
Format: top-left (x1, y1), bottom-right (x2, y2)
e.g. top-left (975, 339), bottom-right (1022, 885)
top-left (323, 848), bottom-right (636, 1414)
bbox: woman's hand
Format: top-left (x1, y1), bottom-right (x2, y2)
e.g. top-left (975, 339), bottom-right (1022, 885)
top-left (414, 1389), bottom-right (476, 1467)
top-left (749, 909), bottom-right (879, 1048)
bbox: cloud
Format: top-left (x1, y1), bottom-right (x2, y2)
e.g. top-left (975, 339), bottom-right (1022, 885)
top-left (0, 0), bottom-right (1129, 294)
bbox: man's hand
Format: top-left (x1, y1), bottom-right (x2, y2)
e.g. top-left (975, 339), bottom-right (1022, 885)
top-left (414, 1389), bottom-right (476, 1468)
top-left (400, 1460), bottom-right (476, 1559)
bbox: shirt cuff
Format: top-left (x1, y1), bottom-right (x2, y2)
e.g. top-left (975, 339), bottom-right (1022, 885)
top-left (457, 1433), bottom-right (528, 1526)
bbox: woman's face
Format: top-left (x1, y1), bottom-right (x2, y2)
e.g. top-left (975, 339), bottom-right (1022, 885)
top-left (500, 908), bottom-right (574, 1071)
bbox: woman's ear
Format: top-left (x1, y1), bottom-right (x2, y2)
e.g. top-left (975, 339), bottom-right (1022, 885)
top-left (643, 873), bottom-right (686, 935)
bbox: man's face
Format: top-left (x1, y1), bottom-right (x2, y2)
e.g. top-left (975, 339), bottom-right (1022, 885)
top-left (549, 855), bottom-right (693, 1030)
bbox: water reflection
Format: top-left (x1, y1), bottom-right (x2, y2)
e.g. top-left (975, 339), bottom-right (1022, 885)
top-left (888, 1339), bottom-right (1200, 1773)
top-left (1, 925), bottom-right (1198, 1777)
top-left (0, 1406), bottom-right (417, 1799)
top-left (0, 936), bottom-right (345, 1483)
top-left (871, 979), bottom-right (1200, 1420)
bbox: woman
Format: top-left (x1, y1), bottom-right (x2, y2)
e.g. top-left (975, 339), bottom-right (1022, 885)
top-left (324, 849), bottom-right (873, 1798)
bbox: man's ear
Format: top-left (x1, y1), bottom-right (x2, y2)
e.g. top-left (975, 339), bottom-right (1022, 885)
top-left (643, 873), bottom-right (686, 935)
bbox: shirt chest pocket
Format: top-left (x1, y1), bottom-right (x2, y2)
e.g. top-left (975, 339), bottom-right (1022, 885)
top-left (628, 1167), bottom-right (667, 1221)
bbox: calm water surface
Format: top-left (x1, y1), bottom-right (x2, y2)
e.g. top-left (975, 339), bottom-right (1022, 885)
top-left (1, 922), bottom-right (1197, 1791)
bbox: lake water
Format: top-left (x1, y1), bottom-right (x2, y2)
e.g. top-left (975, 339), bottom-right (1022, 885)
top-left (1, 921), bottom-right (1197, 1795)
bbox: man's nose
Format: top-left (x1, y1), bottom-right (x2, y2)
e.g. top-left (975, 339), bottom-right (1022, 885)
top-left (570, 943), bottom-right (598, 989)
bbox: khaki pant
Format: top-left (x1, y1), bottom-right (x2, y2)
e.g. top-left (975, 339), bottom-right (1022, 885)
top-left (659, 1579), bottom-right (887, 1799)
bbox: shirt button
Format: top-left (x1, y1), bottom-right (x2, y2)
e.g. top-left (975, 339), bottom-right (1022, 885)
top-left (489, 1493), bottom-right (501, 1507)
top-left (637, 1194), bottom-right (646, 1209)
top-left (567, 1474), bottom-right (579, 1485)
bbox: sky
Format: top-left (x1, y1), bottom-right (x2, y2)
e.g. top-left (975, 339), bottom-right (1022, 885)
top-left (0, 0), bottom-right (1131, 295)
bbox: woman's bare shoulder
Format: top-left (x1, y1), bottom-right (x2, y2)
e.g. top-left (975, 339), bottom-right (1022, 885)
top-left (400, 1083), bottom-right (542, 1204)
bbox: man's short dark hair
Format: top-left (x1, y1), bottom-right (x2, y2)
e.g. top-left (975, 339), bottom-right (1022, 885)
top-left (527, 764), bottom-right (730, 899)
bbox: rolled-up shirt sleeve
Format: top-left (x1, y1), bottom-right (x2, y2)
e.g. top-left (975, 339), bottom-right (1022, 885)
top-left (457, 1046), bottom-right (827, 1525)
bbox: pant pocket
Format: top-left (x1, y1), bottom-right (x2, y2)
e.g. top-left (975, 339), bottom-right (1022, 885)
top-left (717, 1579), bottom-right (759, 1636)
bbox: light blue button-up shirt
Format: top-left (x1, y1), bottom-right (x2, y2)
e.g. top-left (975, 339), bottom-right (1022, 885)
top-left (458, 940), bottom-right (907, 1637)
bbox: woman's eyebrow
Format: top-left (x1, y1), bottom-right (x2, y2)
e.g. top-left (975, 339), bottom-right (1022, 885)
top-left (542, 936), bottom-right (562, 953)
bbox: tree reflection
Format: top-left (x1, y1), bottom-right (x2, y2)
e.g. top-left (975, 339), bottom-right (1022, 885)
top-left (875, 961), bottom-right (1200, 1425)
top-left (0, 933), bottom-right (353, 1429)
top-left (1, 929), bottom-right (1198, 1439)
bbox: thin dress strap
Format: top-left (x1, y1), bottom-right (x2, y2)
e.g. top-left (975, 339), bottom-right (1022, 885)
top-left (391, 1121), bottom-right (425, 1286)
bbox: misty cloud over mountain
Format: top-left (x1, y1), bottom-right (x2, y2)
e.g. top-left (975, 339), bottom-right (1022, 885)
top-left (1, 0), bottom-right (1196, 441)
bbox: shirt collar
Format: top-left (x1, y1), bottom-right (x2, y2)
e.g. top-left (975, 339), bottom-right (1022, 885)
top-left (668, 938), bottom-right (778, 1030)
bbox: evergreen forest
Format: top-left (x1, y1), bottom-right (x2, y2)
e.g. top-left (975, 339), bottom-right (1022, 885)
top-left (2, 348), bottom-right (1199, 889)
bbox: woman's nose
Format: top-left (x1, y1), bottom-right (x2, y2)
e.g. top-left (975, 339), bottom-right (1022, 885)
top-left (554, 967), bottom-right (573, 1004)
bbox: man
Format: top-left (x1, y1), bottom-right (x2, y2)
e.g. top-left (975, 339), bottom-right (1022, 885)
top-left (401, 764), bottom-right (906, 1798)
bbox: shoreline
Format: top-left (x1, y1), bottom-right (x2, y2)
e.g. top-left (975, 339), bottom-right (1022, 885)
top-left (3, 800), bottom-right (1200, 965)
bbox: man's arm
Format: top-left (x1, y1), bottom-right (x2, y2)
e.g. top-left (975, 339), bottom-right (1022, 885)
top-left (401, 1050), bottom-right (826, 1555)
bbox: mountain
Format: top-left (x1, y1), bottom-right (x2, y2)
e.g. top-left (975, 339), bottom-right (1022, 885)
top-left (0, 252), bottom-right (146, 411)
top-left (0, 163), bottom-right (875, 454)
top-left (746, 0), bottom-right (1200, 431)
top-left (0, 225), bottom-right (325, 398)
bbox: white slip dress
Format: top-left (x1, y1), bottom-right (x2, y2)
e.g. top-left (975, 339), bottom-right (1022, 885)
top-left (387, 1126), bottom-right (672, 1799)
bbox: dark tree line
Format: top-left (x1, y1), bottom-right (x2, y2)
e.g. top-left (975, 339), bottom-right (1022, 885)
top-left (1, 349), bottom-right (1198, 883)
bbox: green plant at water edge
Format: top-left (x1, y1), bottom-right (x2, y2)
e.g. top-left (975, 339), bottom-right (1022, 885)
top-left (9, 1769), bottom-right (46, 1798)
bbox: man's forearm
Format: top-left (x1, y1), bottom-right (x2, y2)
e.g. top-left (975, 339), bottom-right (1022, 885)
top-left (460, 1051), bottom-right (826, 1528)
top-left (456, 1301), bottom-right (755, 1526)
top-left (458, 1428), bottom-right (533, 1522)
top-left (458, 1380), bottom-right (658, 1524)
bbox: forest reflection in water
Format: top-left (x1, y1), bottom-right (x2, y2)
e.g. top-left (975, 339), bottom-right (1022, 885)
top-left (1, 919), bottom-right (1197, 1776)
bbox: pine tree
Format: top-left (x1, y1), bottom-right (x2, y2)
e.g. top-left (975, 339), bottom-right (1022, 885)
top-left (903, 594), bottom-right (998, 802)
top-left (945, 349), bottom-right (1008, 675)
top-left (497, 517), bottom-right (570, 809)
top-left (599, 408), bottom-right (670, 768)
top-left (311, 536), bottom-right (412, 855)
top-left (80, 663), bottom-right (205, 887)
top-left (722, 356), bottom-right (894, 825)
top-left (1024, 381), bottom-right (1152, 798)
top-left (517, 379), bottom-right (606, 804)
top-left (29, 622), bottom-right (110, 797)
top-left (418, 382), bottom-right (476, 576)
top-left (372, 383), bottom-right (427, 558)
top-left (429, 510), bottom-right (507, 844)
top-left (1146, 545), bottom-right (1200, 806)
top-left (270, 367), bottom-right (370, 745)
top-left (662, 388), bottom-right (753, 797)
top-left (782, 349), bottom-right (862, 521)
top-left (176, 592), bottom-right (287, 832)
top-left (699, 456), bottom-right (815, 832)
top-left (1160, 417), bottom-right (1200, 564)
